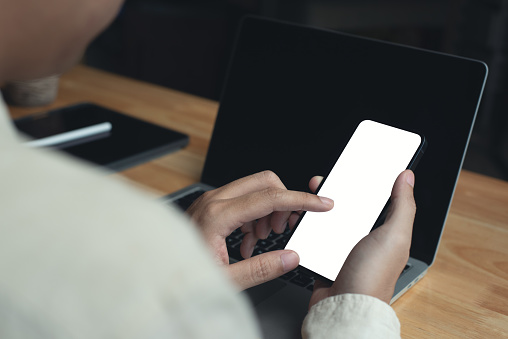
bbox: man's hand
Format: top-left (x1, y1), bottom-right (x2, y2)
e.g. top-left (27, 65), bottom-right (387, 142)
top-left (186, 170), bottom-right (333, 290)
top-left (308, 170), bottom-right (416, 306)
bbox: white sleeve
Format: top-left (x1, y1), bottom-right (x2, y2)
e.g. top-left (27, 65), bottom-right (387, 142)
top-left (0, 141), bottom-right (261, 339)
top-left (302, 294), bottom-right (400, 339)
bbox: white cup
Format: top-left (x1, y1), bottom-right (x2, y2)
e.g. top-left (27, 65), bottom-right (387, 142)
top-left (4, 75), bottom-right (60, 106)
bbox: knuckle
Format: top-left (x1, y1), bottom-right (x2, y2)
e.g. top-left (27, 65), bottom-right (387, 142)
top-left (405, 193), bottom-right (416, 210)
top-left (201, 200), bottom-right (222, 217)
top-left (296, 193), bottom-right (309, 210)
top-left (258, 170), bottom-right (281, 186)
top-left (264, 187), bottom-right (284, 202)
top-left (250, 258), bottom-right (274, 283)
top-left (190, 193), bottom-right (209, 210)
top-left (410, 198), bottom-right (417, 213)
top-left (394, 194), bottom-right (417, 215)
top-left (406, 197), bottom-right (417, 218)
top-left (200, 190), bottom-right (214, 201)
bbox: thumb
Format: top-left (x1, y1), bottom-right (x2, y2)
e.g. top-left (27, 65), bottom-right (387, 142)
top-left (227, 250), bottom-right (299, 290)
top-left (383, 170), bottom-right (416, 238)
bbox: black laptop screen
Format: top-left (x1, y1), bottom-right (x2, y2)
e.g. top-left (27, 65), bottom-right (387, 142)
top-left (202, 16), bottom-right (487, 266)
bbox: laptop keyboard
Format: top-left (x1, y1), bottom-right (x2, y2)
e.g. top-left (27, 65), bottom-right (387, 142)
top-left (225, 227), bottom-right (319, 289)
top-left (171, 189), bottom-right (411, 291)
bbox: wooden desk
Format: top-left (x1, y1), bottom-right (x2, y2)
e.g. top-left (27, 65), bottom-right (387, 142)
top-left (9, 65), bottom-right (508, 338)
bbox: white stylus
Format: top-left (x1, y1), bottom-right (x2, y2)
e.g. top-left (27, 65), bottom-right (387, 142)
top-left (25, 122), bottom-right (112, 148)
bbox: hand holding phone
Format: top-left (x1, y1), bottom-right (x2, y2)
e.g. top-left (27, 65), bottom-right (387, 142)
top-left (307, 170), bottom-right (417, 306)
top-left (286, 120), bottom-right (426, 282)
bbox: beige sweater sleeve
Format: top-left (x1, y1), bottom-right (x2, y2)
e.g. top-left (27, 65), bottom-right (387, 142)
top-left (0, 102), bottom-right (261, 338)
top-left (302, 294), bottom-right (401, 339)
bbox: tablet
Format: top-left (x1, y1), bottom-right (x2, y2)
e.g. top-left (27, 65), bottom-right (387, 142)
top-left (14, 102), bottom-right (189, 171)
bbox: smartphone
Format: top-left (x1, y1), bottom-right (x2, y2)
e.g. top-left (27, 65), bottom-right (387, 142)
top-left (285, 120), bottom-right (426, 282)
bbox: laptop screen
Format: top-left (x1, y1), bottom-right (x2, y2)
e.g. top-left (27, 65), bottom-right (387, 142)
top-left (202, 16), bottom-right (487, 266)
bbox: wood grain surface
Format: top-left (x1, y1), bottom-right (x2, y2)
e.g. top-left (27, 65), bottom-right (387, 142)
top-left (9, 65), bottom-right (508, 338)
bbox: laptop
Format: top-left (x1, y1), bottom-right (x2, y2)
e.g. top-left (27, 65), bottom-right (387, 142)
top-left (163, 16), bottom-right (488, 338)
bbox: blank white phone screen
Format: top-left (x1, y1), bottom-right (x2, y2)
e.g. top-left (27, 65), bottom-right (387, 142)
top-left (286, 120), bottom-right (422, 281)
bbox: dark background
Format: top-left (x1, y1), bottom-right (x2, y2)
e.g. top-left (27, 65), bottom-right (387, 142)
top-left (85, 0), bottom-right (508, 181)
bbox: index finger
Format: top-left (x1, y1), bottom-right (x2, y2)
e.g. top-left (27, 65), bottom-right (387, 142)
top-left (219, 188), bottom-right (334, 233)
top-left (210, 170), bottom-right (287, 200)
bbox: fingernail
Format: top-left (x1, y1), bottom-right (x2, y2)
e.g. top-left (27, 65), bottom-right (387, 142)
top-left (281, 251), bottom-right (299, 272)
top-left (319, 196), bottom-right (334, 207)
top-left (406, 171), bottom-right (415, 188)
